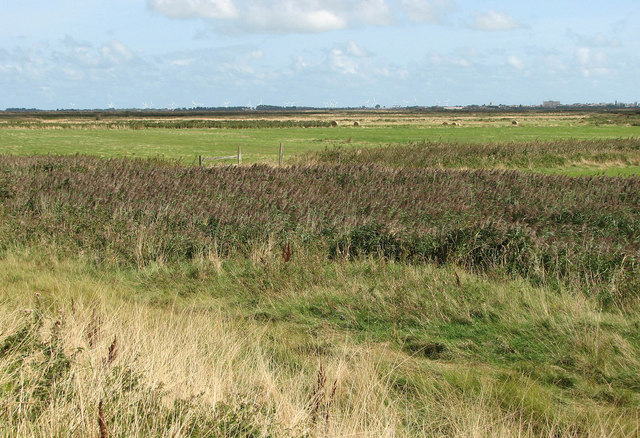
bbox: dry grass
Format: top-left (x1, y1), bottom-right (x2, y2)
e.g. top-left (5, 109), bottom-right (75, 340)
top-left (0, 250), bottom-right (638, 437)
top-left (0, 264), bottom-right (406, 436)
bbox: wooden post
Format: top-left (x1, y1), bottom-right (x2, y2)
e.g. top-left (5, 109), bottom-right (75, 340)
top-left (238, 145), bottom-right (242, 166)
top-left (199, 155), bottom-right (202, 166)
top-left (279, 142), bottom-right (284, 166)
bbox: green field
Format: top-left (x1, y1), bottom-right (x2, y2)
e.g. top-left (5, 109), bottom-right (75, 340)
top-left (1, 122), bottom-right (638, 166)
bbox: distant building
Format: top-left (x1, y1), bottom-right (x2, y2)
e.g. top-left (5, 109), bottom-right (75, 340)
top-left (542, 100), bottom-right (561, 108)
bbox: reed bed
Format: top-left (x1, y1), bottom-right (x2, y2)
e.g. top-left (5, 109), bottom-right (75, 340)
top-left (302, 138), bottom-right (640, 170)
top-left (0, 155), bottom-right (638, 300)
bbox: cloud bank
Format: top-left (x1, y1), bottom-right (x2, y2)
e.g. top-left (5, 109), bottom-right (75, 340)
top-left (397, 0), bottom-right (455, 24)
top-left (147, 0), bottom-right (455, 32)
top-left (151, 0), bottom-right (238, 19)
top-left (470, 10), bottom-right (524, 31)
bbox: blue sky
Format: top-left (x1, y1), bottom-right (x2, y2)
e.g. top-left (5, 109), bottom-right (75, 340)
top-left (1, 0), bottom-right (639, 109)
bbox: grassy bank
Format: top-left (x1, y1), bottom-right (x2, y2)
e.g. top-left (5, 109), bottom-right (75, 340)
top-left (1, 248), bottom-right (639, 436)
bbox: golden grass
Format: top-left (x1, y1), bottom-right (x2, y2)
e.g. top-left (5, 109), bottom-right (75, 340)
top-left (0, 254), bottom-right (405, 436)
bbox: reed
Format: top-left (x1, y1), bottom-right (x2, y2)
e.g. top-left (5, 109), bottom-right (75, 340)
top-left (1, 155), bottom-right (638, 298)
top-left (300, 138), bottom-right (640, 170)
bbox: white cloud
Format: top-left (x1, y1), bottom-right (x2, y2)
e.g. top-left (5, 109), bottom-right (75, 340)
top-left (147, 0), bottom-right (434, 33)
top-left (328, 42), bottom-right (371, 75)
top-left (575, 47), bottom-right (614, 78)
top-left (0, 39), bottom-right (142, 88)
top-left (101, 41), bottom-right (134, 65)
top-left (62, 67), bottom-right (85, 81)
top-left (293, 56), bottom-right (311, 71)
top-left (539, 55), bottom-right (567, 75)
top-left (593, 34), bottom-right (621, 48)
top-left (148, 0), bottom-right (238, 19)
top-left (217, 48), bottom-right (272, 82)
top-left (241, 0), bottom-right (396, 33)
top-left (329, 48), bottom-right (360, 74)
top-left (566, 30), bottom-right (621, 48)
top-left (2, 47), bottom-right (49, 80)
top-left (171, 58), bottom-right (195, 66)
top-left (345, 41), bottom-right (370, 58)
top-left (358, 0), bottom-right (395, 25)
top-left (0, 62), bottom-right (20, 74)
top-left (323, 40), bottom-right (406, 81)
top-left (243, 3), bottom-right (348, 33)
top-left (471, 10), bottom-right (524, 31)
top-left (450, 57), bottom-right (470, 67)
top-left (429, 53), bottom-right (471, 68)
top-left (507, 55), bottom-right (524, 70)
top-left (576, 47), bottom-right (606, 66)
top-left (397, 0), bottom-right (455, 24)
top-left (73, 46), bottom-right (99, 67)
top-left (51, 38), bottom-right (140, 71)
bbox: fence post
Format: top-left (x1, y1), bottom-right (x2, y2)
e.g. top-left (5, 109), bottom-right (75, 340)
top-left (279, 142), bottom-right (284, 166)
top-left (199, 155), bottom-right (202, 167)
top-left (238, 145), bottom-right (242, 166)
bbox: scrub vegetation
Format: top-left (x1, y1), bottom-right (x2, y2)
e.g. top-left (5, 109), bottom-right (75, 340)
top-left (1, 110), bottom-right (639, 436)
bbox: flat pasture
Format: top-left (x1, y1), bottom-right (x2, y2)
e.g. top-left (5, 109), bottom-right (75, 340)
top-left (1, 111), bottom-right (638, 170)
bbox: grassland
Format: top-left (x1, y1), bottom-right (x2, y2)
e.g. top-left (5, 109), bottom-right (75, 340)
top-left (1, 110), bottom-right (640, 436)
top-left (1, 110), bottom-right (639, 172)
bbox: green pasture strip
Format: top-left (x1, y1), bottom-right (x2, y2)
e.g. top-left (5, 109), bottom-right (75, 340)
top-left (0, 125), bottom-right (638, 164)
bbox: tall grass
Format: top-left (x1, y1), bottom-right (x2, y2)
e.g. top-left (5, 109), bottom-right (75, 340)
top-left (300, 138), bottom-right (640, 170)
top-left (1, 155), bottom-right (638, 300)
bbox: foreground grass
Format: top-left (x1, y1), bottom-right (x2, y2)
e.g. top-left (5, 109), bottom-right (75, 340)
top-left (1, 247), bottom-right (639, 436)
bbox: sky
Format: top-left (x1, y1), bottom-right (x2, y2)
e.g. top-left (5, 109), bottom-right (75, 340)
top-left (1, 0), bottom-right (639, 109)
